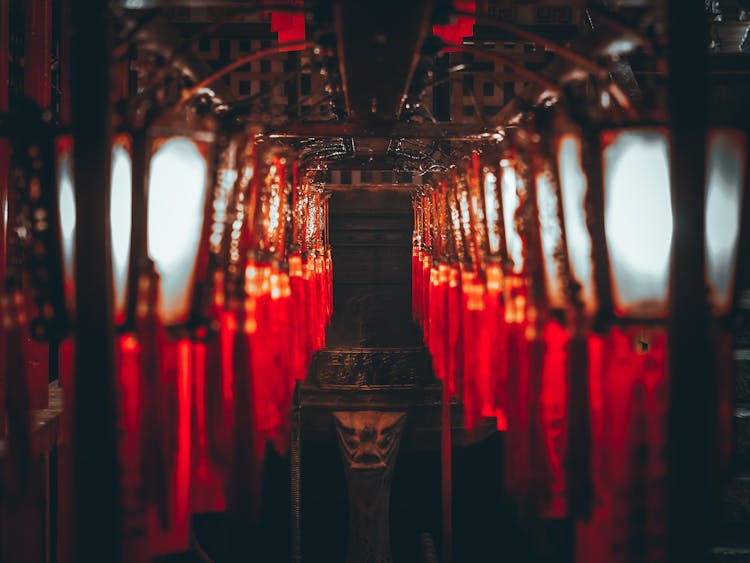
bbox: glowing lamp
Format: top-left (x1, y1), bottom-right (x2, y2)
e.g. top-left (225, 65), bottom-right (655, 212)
top-left (533, 154), bottom-right (568, 312)
top-left (110, 134), bottom-right (133, 325)
top-left (556, 132), bottom-right (598, 317)
top-left (56, 136), bottom-right (77, 320)
top-left (499, 154), bottom-right (526, 275)
top-left (704, 128), bottom-right (746, 317)
top-left (145, 112), bottom-right (218, 329)
top-left (600, 127), bottom-right (673, 319)
top-left (483, 168), bottom-right (503, 257)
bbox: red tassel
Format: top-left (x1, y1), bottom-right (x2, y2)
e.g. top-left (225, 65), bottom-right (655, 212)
top-left (459, 270), bottom-right (492, 430)
top-left (538, 320), bottom-right (569, 519)
top-left (305, 257), bottom-right (318, 360)
top-left (315, 255), bottom-right (327, 350)
top-left (446, 265), bottom-right (461, 397)
top-left (422, 255), bottom-right (431, 343)
top-left (290, 253), bottom-right (308, 381)
top-left (503, 275), bottom-right (531, 500)
top-left (641, 328), bottom-right (668, 563)
top-left (412, 248), bottom-right (422, 323)
top-left (485, 264), bottom-right (507, 427)
top-left (575, 333), bottom-right (610, 563)
top-left (116, 334), bottom-right (149, 562)
top-left (227, 301), bottom-right (263, 523)
top-left (325, 249), bottom-right (333, 326)
top-left (146, 337), bottom-right (192, 556)
top-left (576, 327), bottom-right (669, 563)
top-left (429, 264), bottom-right (447, 383)
top-left (190, 340), bottom-right (226, 514)
top-left (206, 309), bottom-right (237, 473)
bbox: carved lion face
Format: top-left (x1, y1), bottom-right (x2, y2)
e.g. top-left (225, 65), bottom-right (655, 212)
top-left (333, 411), bottom-right (406, 471)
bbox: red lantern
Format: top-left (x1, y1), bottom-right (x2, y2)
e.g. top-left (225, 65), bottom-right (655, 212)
top-left (549, 116), bottom-right (742, 562)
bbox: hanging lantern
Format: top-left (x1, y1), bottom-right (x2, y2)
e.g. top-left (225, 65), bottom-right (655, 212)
top-left (145, 107), bottom-right (218, 332)
top-left (555, 128), bottom-right (598, 317)
top-left (56, 135), bottom-right (77, 323)
top-left (704, 128), bottom-right (746, 318)
top-left (111, 133), bottom-right (134, 326)
top-left (480, 150), bottom-right (508, 428)
top-left (703, 127), bottom-right (747, 473)
top-left (548, 115), bottom-right (672, 561)
top-left (524, 114), bottom-right (582, 519)
top-left (499, 149), bottom-right (527, 277)
top-left (601, 125), bottom-right (673, 320)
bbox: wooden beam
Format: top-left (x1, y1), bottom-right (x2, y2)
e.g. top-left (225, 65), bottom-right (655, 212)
top-left (333, 0), bottom-right (432, 122)
top-left (266, 120), bottom-right (500, 139)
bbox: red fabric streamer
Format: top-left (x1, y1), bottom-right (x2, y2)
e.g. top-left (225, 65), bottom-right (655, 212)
top-left (422, 255), bottom-right (432, 344)
top-left (325, 249), bottom-right (333, 325)
top-left (190, 341), bottom-right (226, 514)
top-left (304, 257), bottom-right (318, 361)
top-left (459, 270), bottom-right (490, 430)
top-left (116, 334), bottom-right (149, 563)
top-left (446, 265), bottom-right (462, 397)
top-left (485, 263), bottom-right (506, 427)
top-left (146, 337), bottom-right (191, 556)
top-left (412, 246), bottom-right (423, 324)
top-left (289, 253), bottom-right (308, 381)
top-left (575, 332), bottom-right (610, 563)
top-left (429, 264), bottom-right (448, 383)
top-left (227, 302), bottom-right (263, 523)
top-left (576, 327), bottom-right (669, 563)
top-left (538, 320), bottom-right (569, 519)
top-left (315, 255), bottom-right (327, 351)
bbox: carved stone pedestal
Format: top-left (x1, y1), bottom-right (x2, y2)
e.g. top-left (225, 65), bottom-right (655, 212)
top-left (333, 411), bottom-right (407, 563)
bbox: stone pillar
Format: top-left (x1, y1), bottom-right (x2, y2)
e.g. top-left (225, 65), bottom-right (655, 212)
top-left (333, 411), bottom-right (407, 563)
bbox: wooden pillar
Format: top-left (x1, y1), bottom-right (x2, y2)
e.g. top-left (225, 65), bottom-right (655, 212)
top-left (0, 0), bottom-right (10, 438)
top-left (69, 0), bottom-right (121, 560)
top-left (22, 0), bottom-right (52, 412)
top-left (666, 1), bottom-right (712, 562)
top-left (24, 0), bottom-right (52, 108)
top-left (56, 2), bottom-right (73, 560)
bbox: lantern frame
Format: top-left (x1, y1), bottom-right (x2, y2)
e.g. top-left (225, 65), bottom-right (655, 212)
top-left (552, 114), bottom-right (748, 325)
top-left (478, 144), bottom-right (509, 270)
top-left (250, 141), bottom-right (296, 265)
top-left (704, 126), bottom-right (748, 320)
top-left (143, 109), bottom-right (223, 335)
top-left (550, 117), bottom-right (674, 325)
top-left (523, 110), bottom-right (576, 320)
top-left (110, 131), bottom-right (135, 328)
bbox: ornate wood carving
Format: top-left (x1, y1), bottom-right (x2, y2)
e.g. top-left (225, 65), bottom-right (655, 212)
top-left (333, 411), bottom-right (407, 563)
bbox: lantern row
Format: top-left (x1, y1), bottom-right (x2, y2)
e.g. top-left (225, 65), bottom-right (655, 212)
top-left (413, 107), bottom-right (745, 560)
top-left (4, 102), bottom-right (333, 557)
